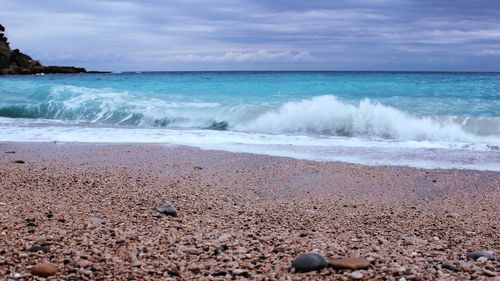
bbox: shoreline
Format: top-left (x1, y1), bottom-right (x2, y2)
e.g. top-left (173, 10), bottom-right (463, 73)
top-left (0, 142), bottom-right (498, 279)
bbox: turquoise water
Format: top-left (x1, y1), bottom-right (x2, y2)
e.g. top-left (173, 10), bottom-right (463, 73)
top-left (1, 72), bottom-right (499, 170)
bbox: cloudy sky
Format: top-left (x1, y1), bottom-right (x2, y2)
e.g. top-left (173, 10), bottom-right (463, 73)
top-left (1, 0), bottom-right (500, 71)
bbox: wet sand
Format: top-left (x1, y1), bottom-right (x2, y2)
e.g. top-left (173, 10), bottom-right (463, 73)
top-left (0, 142), bottom-right (499, 280)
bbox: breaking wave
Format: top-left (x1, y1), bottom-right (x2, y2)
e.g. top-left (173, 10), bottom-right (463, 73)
top-left (0, 85), bottom-right (499, 145)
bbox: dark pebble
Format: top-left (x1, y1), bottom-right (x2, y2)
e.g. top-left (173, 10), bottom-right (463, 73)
top-left (193, 166), bottom-right (203, 170)
top-left (292, 252), bottom-right (328, 272)
top-left (29, 245), bottom-right (50, 253)
top-left (14, 160), bottom-right (25, 164)
top-left (156, 203), bottom-right (177, 217)
top-left (26, 219), bottom-right (37, 227)
top-left (5, 151), bottom-right (15, 153)
top-left (166, 270), bottom-right (180, 277)
top-left (467, 251), bottom-right (496, 261)
top-left (214, 244), bottom-right (229, 255)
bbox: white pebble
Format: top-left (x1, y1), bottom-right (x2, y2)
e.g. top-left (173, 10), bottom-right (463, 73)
top-left (350, 271), bottom-right (363, 280)
top-left (476, 256), bottom-right (488, 263)
top-left (218, 233), bottom-right (231, 242)
top-left (232, 268), bottom-right (247, 276)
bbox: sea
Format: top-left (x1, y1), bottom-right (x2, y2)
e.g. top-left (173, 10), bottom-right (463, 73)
top-left (1, 71), bottom-right (499, 171)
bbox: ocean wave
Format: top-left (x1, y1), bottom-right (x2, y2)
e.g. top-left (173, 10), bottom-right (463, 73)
top-left (238, 95), bottom-right (500, 144)
top-left (0, 85), bottom-right (499, 145)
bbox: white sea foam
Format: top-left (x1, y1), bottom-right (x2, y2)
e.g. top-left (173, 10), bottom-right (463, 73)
top-left (1, 86), bottom-right (499, 170)
top-left (0, 119), bottom-right (499, 171)
top-left (7, 86), bottom-right (498, 144)
top-left (238, 95), bottom-right (500, 144)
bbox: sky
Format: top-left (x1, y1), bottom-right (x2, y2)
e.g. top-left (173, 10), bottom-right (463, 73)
top-left (1, 0), bottom-right (500, 71)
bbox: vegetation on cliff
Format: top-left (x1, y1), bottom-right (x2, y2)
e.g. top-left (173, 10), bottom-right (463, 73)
top-left (0, 24), bottom-right (87, 75)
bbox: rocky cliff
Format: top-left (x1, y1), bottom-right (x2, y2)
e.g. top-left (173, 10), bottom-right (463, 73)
top-left (0, 24), bottom-right (87, 75)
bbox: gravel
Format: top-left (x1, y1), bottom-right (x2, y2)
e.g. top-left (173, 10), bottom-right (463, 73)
top-left (0, 142), bottom-right (498, 280)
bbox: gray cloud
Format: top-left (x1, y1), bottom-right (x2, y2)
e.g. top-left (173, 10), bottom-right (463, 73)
top-left (1, 0), bottom-right (499, 71)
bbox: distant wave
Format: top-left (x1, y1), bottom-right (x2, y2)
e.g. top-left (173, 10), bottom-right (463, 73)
top-left (0, 85), bottom-right (499, 145)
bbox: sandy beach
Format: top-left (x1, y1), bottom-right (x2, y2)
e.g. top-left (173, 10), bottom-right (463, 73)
top-left (0, 142), bottom-right (498, 280)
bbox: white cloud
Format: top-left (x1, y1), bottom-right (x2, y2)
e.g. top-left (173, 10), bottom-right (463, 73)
top-left (478, 49), bottom-right (500, 55)
top-left (152, 50), bottom-right (314, 63)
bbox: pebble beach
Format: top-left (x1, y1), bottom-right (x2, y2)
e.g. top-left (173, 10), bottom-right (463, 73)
top-left (0, 142), bottom-right (499, 280)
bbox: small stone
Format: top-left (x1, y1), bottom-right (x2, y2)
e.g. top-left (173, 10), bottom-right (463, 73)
top-left (467, 251), bottom-right (495, 261)
top-left (5, 151), bottom-right (15, 153)
top-left (235, 247), bottom-right (247, 254)
top-left (292, 253), bottom-right (327, 272)
top-left (155, 203), bottom-right (177, 217)
top-left (77, 260), bottom-right (91, 268)
top-left (13, 160), bottom-right (25, 164)
top-left (330, 257), bottom-right (371, 270)
top-left (232, 268), bottom-right (249, 277)
top-left (89, 217), bottom-right (105, 226)
top-left (193, 166), bottom-right (203, 170)
top-left (132, 261), bottom-right (143, 267)
top-left (350, 271), bottom-right (363, 280)
top-left (29, 245), bottom-right (50, 253)
top-left (218, 233), bottom-right (231, 242)
top-left (476, 256), bottom-right (488, 263)
top-left (214, 244), bottom-right (228, 255)
top-left (184, 247), bottom-right (202, 255)
top-left (31, 262), bottom-right (58, 277)
top-left (483, 269), bottom-right (497, 277)
top-left (404, 236), bottom-right (428, 245)
top-left (442, 262), bottom-right (460, 272)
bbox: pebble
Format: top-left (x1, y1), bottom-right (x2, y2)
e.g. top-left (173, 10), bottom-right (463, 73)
top-left (404, 236), bottom-right (428, 245)
top-left (89, 217), bottom-right (105, 226)
top-left (442, 262), bottom-right (460, 272)
top-left (214, 244), bottom-right (229, 255)
top-left (13, 160), bottom-right (25, 164)
top-left (232, 268), bottom-right (249, 277)
top-left (467, 251), bottom-right (495, 261)
top-left (29, 245), bottom-right (50, 253)
top-left (476, 256), bottom-right (489, 263)
top-left (218, 233), bottom-right (231, 242)
top-left (483, 269), bottom-right (497, 277)
top-left (31, 262), bottom-right (58, 277)
top-left (330, 257), bottom-right (371, 270)
top-left (350, 271), bottom-right (363, 280)
top-left (291, 253), bottom-right (327, 272)
top-left (155, 203), bottom-right (177, 217)
top-left (77, 260), bottom-right (92, 268)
